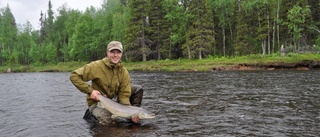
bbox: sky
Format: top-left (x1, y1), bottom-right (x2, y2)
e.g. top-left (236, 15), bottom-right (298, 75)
top-left (0, 0), bottom-right (103, 30)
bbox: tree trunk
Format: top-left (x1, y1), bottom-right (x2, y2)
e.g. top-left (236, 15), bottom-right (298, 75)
top-left (222, 26), bottom-right (226, 56)
top-left (229, 23), bottom-right (234, 56)
top-left (277, 0), bottom-right (280, 51)
top-left (142, 40), bottom-right (147, 61)
top-left (187, 45), bottom-right (191, 59)
top-left (198, 50), bottom-right (202, 59)
top-left (169, 40), bottom-right (172, 59)
top-left (267, 14), bottom-right (271, 55)
top-left (262, 40), bottom-right (266, 55)
top-left (272, 21), bottom-right (275, 53)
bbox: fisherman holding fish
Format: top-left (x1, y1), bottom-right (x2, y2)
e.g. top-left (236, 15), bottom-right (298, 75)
top-left (70, 41), bottom-right (143, 124)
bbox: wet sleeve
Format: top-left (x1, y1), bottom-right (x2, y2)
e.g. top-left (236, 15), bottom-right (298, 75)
top-left (69, 65), bottom-right (94, 95)
top-left (118, 69), bottom-right (132, 105)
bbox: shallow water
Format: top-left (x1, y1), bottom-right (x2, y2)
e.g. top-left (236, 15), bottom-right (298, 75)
top-left (0, 71), bottom-right (319, 137)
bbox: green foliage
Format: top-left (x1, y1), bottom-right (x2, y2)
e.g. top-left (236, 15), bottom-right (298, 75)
top-left (316, 37), bottom-right (320, 48)
top-left (183, 0), bottom-right (215, 59)
top-left (286, 4), bottom-right (311, 47)
top-left (0, 0), bottom-right (320, 66)
top-left (125, 0), bottom-right (150, 61)
top-left (162, 0), bottom-right (186, 59)
top-left (69, 10), bottom-right (96, 61)
top-left (45, 43), bottom-right (57, 63)
top-left (0, 5), bottom-right (18, 65)
top-left (148, 0), bottom-right (168, 60)
top-left (210, 0), bottom-right (237, 56)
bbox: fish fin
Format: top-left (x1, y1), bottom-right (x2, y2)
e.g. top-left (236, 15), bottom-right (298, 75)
top-left (111, 115), bottom-right (119, 119)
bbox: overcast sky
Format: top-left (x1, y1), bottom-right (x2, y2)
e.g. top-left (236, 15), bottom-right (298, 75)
top-left (0, 0), bottom-right (103, 30)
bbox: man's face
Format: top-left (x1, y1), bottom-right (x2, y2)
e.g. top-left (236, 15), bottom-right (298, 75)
top-left (107, 49), bottom-right (122, 64)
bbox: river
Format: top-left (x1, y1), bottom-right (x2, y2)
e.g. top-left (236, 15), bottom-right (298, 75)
top-left (0, 71), bottom-right (319, 137)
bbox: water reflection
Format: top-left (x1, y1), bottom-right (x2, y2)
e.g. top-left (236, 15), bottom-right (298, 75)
top-left (0, 71), bottom-right (319, 136)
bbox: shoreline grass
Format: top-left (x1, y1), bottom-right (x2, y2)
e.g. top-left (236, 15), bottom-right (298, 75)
top-left (1, 53), bottom-right (319, 73)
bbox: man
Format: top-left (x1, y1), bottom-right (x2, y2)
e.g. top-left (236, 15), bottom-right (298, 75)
top-left (70, 41), bottom-right (143, 124)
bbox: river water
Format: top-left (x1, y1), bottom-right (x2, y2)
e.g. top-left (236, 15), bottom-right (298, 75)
top-left (0, 71), bottom-right (319, 137)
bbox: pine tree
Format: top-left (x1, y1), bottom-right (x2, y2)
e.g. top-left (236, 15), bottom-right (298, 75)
top-left (162, 0), bottom-right (186, 59)
top-left (308, 0), bottom-right (320, 28)
top-left (234, 0), bottom-right (260, 55)
top-left (46, 0), bottom-right (54, 36)
top-left (308, 0), bottom-right (320, 47)
top-left (211, 0), bottom-right (237, 56)
top-left (39, 11), bottom-right (46, 46)
top-left (255, 0), bottom-right (272, 55)
top-left (184, 0), bottom-right (215, 59)
top-left (148, 0), bottom-right (169, 60)
top-left (125, 0), bottom-right (149, 61)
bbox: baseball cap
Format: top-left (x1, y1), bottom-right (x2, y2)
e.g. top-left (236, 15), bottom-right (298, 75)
top-left (107, 41), bottom-right (123, 52)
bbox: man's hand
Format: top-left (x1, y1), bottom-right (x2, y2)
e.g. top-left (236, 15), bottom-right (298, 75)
top-left (89, 90), bottom-right (101, 101)
top-left (131, 116), bottom-right (140, 123)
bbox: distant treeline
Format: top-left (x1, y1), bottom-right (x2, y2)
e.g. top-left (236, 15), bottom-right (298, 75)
top-left (0, 0), bottom-right (319, 65)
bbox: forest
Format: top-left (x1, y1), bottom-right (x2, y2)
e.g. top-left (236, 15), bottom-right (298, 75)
top-left (0, 0), bottom-right (319, 66)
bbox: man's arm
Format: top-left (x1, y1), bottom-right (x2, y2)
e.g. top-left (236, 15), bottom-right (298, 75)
top-left (69, 66), bottom-right (94, 95)
top-left (117, 69), bottom-right (132, 105)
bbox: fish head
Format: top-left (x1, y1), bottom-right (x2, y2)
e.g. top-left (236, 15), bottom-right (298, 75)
top-left (137, 109), bottom-right (156, 119)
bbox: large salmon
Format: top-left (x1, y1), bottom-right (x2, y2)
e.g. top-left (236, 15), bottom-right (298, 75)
top-left (97, 95), bottom-right (156, 119)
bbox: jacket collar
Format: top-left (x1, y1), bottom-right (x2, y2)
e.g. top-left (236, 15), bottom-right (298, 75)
top-left (102, 57), bottom-right (123, 69)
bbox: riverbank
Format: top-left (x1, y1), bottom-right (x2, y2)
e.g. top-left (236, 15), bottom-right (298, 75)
top-left (1, 53), bottom-right (319, 73)
top-left (211, 60), bottom-right (320, 71)
top-left (125, 53), bottom-right (320, 71)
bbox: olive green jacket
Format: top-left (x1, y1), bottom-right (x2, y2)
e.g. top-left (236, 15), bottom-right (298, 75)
top-left (70, 57), bottom-right (131, 106)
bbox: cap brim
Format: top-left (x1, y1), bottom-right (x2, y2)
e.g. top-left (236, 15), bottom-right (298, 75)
top-left (108, 48), bottom-right (123, 52)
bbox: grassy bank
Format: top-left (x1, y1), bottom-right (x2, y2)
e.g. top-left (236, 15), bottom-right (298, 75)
top-left (1, 53), bottom-right (319, 73)
top-left (125, 53), bottom-right (320, 71)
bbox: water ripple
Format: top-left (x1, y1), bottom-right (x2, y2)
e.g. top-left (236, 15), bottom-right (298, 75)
top-left (0, 71), bottom-right (319, 136)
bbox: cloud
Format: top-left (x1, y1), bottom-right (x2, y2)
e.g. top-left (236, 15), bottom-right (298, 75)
top-left (0, 0), bottom-right (102, 30)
